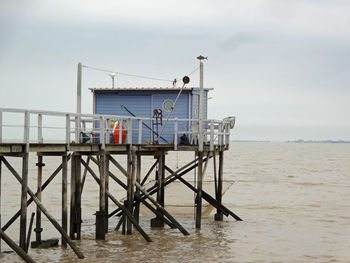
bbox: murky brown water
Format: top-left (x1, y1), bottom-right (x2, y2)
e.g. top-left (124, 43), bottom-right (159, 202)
top-left (1, 142), bottom-right (350, 262)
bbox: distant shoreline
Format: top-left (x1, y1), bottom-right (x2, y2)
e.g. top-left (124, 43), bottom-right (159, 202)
top-left (231, 140), bottom-right (350, 144)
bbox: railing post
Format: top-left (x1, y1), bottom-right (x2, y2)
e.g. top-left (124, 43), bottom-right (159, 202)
top-left (38, 114), bottom-right (43, 144)
top-left (218, 123), bottom-right (223, 146)
top-left (75, 116), bottom-right (79, 143)
top-left (106, 118), bottom-right (110, 144)
top-left (118, 119), bottom-right (122, 144)
top-left (225, 122), bottom-right (230, 147)
top-left (138, 119), bottom-right (142, 144)
top-left (210, 120), bottom-right (214, 151)
top-left (0, 110), bottom-right (2, 143)
top-left (66, 114), bottom-right (70, 149)
top-left (127, 119), bottom-right (132, 145)
top-left (100, 116), bottom-right (105, 149)
top-left (24, 111), bottom-right (30, 152)
top-left (174, 118), bottom-right (178, 150)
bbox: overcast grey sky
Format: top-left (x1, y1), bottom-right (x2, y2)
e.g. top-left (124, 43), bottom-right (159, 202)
top-left (1, 0), bottom-right (349, 141)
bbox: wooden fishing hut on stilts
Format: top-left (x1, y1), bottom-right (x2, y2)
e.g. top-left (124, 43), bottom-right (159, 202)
top-left (0, 57), bottom-right (241, 262)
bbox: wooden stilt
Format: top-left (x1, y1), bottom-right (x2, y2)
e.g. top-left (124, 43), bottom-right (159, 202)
top-left (62, 154), bottom-right (68, 247)
top-left (105, 155), bottom-right (109, 233)
top-left (134, 154), bottom-right (141, 223)
top-left (0, 158), bottom-right (2, 253)
top-left (25, 212), bottom-right (35, 253)
top-left (75, 155), bottom-right (82, 240)
top-left (151, 153), bottom-right (165, 227)
top-left (196, 151), bottom-right (203, 229)
top-left (0, 229), bottom-right (37, 263)
top-left (96, 152), bottom-right (106, 240)
top-left (70, 153), bottom-right (76, 239)
top-left (20, 153), bottom-right (29, 249)
top-left (214, 150), bottom-right (224, 221)
top-left (126, 148), bottom-right (136, 234)
top-left (35, 155), bottom-right (44, 243)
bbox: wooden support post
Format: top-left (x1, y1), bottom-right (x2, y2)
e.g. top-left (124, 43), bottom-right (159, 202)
top-left (126, 148), bottom-right (136, 234)
top-left (0, 158), bottom-right (2, 253)
top-left (196, 151), bottom-right (203, 229)
top-left (214, 150), bottom-right (224, 221)
top-left (25, 212), bottom-right (35, 253)
top-left (62, 154), bottom-right (68, 247)
top-left (96, 152), bottom-right (106, 240)
top-left (151, 153), bottom-right (165, 228)
top-left (35, 155), bottom-right (44, 243)
top-left (70, 153), bottom-right (82, 240)
top-left (104, 154), bottom-right (109, 233)
top-left (134, 154), bottom-right (141, 223)
top-left (70, 153), bottom-right (76, 239)
top-left (0, 229), bottom-right (37, 263)
top-left (20, 153), bottom-right (29, 249)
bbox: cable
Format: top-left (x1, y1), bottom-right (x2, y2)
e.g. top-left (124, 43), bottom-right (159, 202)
top-left (82, 64), bottom-right (173, 82)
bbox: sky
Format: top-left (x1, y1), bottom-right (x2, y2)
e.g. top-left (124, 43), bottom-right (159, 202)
top-left (0, 0), bottom-right (350, 141)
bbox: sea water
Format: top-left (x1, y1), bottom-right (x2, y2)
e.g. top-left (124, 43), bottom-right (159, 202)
top-left (0, 142), bottom-right (349, 263)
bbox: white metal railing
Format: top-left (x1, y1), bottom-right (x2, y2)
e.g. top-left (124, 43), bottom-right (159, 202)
top-left (0, 108), bottom-right (235, 152)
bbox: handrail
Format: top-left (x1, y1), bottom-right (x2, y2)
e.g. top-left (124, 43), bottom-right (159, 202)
top-left (0, 107), bottom-right (235, 150)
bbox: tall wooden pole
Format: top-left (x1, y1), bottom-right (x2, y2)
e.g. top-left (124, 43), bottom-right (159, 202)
top-left (20, 153), bottom-right (29, 249)
top-left (198, 60), bottom-right (204, 151)
top-left (77, 63), bottom-right (82, 115)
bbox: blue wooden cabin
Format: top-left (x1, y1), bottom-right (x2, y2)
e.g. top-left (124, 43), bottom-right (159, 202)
top-left (91, 87), bottom-right (211, 144)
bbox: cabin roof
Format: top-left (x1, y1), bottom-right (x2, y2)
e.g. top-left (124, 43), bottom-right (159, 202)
top-left (89, 87), bottom-right (213, 92)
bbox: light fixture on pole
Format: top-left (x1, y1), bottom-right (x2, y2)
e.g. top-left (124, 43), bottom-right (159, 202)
top-left (108, 72), bottom-right (117, 88)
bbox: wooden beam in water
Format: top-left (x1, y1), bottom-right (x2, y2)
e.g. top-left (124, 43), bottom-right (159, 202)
top-left (1, 156), bottom-right (84, 259)
top-left (108, 155), bottom-right (189, 236)
top-left (164, 164), bottom-right (242, 221)
top-left (25, 212), bottom-right (35, 253)
top-left (80, 158), bottom-right (152, 242)
top-left (1, 154), bottom-right (71, 232)
top-left (134, 155), bottom-right (141, 223)
top-left (0, 229), bottom-right (37, 263)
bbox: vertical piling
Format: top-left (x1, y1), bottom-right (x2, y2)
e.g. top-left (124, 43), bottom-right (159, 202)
top-left (104, 154), bottom-right (109, 233)
top-left (96, 152), bottom-right (106, 240)
top-left (195, 151), bottom-right (203, 228)
top-left (70, 153), bottom-right (76, 239)
top-left (151, 152), bottom-right (165, 227)
top-left (214, 150), bottom-right (224, 221)
top-left (62, 154), bottom-right (68, 247)
top-left (0, 157), bottom-right (2, 252)
top-left (35, 155), bottom-right (44, 243)
top-left (20, 153), bottom-right (29, 249)
top-left (134, 154), bottom-right (141, 223)
top-left (70, 153), bottom-right (82, 240)
top-left (126, 148), bottom-right (136, 234)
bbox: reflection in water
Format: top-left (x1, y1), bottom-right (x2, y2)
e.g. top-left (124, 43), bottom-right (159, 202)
top-left (1, 142), bottom-right (350, 262)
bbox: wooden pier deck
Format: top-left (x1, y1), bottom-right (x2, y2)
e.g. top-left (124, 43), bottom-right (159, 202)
top-left (0, 108), bottom-right (240, 262)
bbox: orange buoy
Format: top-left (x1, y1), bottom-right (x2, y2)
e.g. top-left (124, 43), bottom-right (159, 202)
top-left (113, 121), bottom-right (126, 144)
